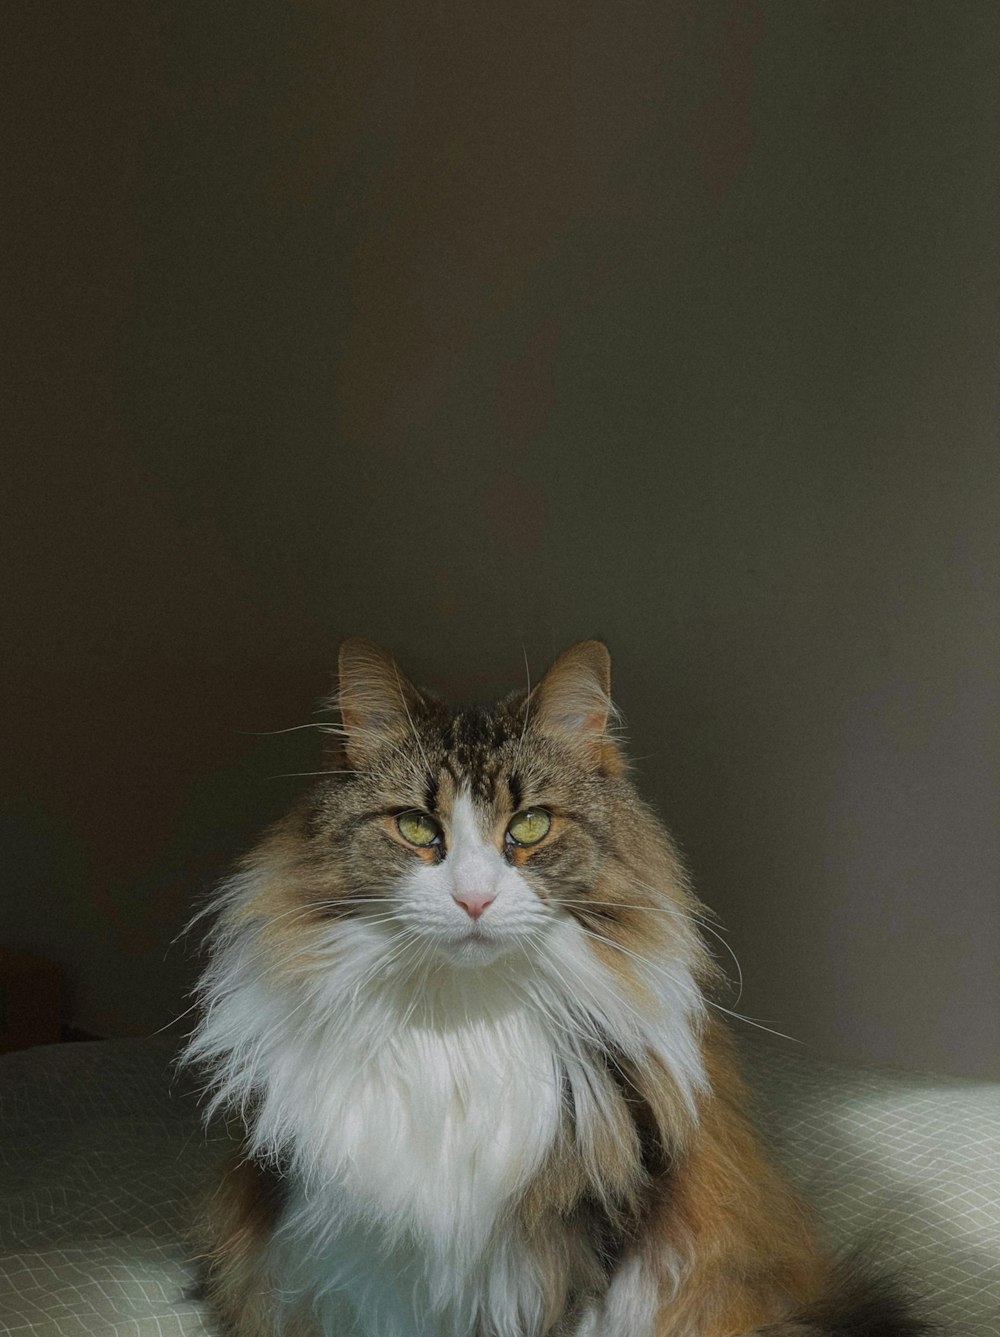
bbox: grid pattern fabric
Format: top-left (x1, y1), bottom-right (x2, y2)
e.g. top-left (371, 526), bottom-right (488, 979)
top-left (741, 1033), bottom-right (1000, 1337)
top-left (0, 1035), bottom-right (997, 1336)
top-left (0, 1039), bottom-right (228, 1337)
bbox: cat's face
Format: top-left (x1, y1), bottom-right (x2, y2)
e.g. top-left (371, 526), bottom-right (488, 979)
top-left (300, 639), bottom-right (638, 968)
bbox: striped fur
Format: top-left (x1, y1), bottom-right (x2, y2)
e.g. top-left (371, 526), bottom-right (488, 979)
top-left (185, 640), bottom-right (925, 1337)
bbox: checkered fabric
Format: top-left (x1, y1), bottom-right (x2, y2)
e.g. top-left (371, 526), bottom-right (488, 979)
top-left (0, 1035), bottom-right (997, 1336)
top-left (741, 1033), bottom-right (1000, 1337)
top-left (0, 1039), bottom-right (227, 1337)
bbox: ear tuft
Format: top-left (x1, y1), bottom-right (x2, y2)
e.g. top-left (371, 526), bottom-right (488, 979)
top-left (335, 637), bottom-right (421, 766)
top-left (532, 640), bottom-right (618, 766)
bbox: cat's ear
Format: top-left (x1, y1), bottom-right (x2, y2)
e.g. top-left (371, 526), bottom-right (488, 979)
top-left (532, 640), bottom-right (620, 768)
top-left (335, 637), bottom-right (422, 766)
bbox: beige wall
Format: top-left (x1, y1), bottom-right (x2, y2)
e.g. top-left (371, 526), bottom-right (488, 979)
top-left (4, 2), bottom-right (998, 1076)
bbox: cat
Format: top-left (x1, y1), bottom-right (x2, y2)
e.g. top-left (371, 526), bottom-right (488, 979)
top-left (185, 638), bottom-right (925, 1337)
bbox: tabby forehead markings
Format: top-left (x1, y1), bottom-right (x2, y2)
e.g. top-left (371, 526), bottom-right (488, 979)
top-left (415, 713), bottom-right (514, 810)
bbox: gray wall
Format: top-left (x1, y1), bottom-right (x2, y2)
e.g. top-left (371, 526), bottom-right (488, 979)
top-left (4, 2), bottom-right (998, 1077)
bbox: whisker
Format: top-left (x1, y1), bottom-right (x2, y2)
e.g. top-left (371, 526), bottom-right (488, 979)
top-left (150, 999), bottom-right (203, 1036)
top-left (349, 932), bottom-right (421, 1003)
top-left (555, 896), bottom-right (720, 933)
top-left (396, 940), bottom-right (441, 1031)
top-left (266, 770), bottom-right (361, 780)
top-left (235, 723), bottom-right (337, 736)
top-left (512, 941), bottom-right (595, 1049)
top-left (612, 874), bottom-right (724, 920)
top-left (555, 897), bottom-right (743, 1003)
top-left (575, 924), bottom-right (797, 1044)
top-left (512, 644), bottom-right (533, 779)
top-left (200, 894), bottom-right (402, 934)
top-left (523, 929), bottom-right (629, 1049)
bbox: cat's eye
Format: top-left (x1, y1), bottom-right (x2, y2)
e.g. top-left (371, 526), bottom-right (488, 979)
top-left (396, 811), bottom-right (442, 848)
top-left (506, 808), bottom-right (551, 847)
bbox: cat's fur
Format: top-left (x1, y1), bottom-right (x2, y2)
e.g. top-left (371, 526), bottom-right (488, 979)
top-left (186, 639), bottom-right (925, 1337)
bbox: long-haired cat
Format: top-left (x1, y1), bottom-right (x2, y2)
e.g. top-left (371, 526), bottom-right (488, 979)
top-left (186, 639), bottom-right (924, 1337)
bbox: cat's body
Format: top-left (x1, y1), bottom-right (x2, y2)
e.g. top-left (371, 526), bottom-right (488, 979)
top-left (187, 640), bottom-right (923, 1337)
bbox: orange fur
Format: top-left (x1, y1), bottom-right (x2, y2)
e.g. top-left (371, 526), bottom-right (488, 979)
top-left (197, 1154), bottom-right (299, 1337)
top-left (646, 1024), bottom-right (827, 1336)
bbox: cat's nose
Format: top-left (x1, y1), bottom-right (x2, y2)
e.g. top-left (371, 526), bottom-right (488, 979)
top-left (452, 891), bottom-right (496, 920)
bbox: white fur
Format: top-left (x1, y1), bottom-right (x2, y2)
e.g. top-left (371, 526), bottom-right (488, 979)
top-left (186, 792), bottom-right (707, 1337)
top-left (575, 1250), bottom-right (676, 1337)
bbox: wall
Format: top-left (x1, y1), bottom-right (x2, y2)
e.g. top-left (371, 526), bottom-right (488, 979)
top-left (4, 1), bottom-right (998, 1076)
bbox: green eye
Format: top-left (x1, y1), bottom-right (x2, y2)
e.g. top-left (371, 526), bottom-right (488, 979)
top-left (506, 808), bottom-right (551, 847)
top-left (396, 812), bottom-right (442, 848)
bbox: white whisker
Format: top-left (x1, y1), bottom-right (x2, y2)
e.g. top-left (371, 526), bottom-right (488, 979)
top-left (235, 723), bottom-right (338, 736)
top-left (512, 644), bottom-right (533, 779)
top-left (556, 896), bottom-right (743, 1003)
top-left (575, 924), bottom-right (796, 1044)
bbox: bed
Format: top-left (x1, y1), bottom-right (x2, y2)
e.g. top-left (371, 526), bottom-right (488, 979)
top-left (1, 1035), bottom-right (997, 1335)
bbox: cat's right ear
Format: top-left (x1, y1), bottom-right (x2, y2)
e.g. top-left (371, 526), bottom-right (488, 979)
top-left (531, 639), bottom-right (622, 771)
top-left (334, 637), bottom-right (422, 767)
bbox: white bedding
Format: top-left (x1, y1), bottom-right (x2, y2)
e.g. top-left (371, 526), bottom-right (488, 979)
top-left (0, 1036), bottom-right (997, 1336)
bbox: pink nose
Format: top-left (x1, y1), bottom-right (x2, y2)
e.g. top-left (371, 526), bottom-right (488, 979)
top-left (452, 891), bottom-right (496, 920)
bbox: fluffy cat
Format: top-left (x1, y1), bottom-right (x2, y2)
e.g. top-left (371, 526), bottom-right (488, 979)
top-left (185, 638), bottom-right (924, 1337)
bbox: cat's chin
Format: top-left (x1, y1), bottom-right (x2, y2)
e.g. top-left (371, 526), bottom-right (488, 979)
top-left (432, 928), bottom-right (525, 968)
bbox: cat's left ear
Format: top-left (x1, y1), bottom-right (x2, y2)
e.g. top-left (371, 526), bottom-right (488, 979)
top-left (531, 640), bottom-right (622, 769)
top-left (334, 637), bottom-right (424, 767)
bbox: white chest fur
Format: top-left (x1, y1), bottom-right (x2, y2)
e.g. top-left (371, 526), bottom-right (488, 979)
top-left (265, 982), bottom-right (567, 1337)
top-left (291, 990), bottom-right (563, 1248)
top-left (190, 899), bottom-right (706, 1337)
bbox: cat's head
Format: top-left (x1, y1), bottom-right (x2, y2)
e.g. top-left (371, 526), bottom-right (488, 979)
top-left (286, 637), bottom-right (684, 969)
